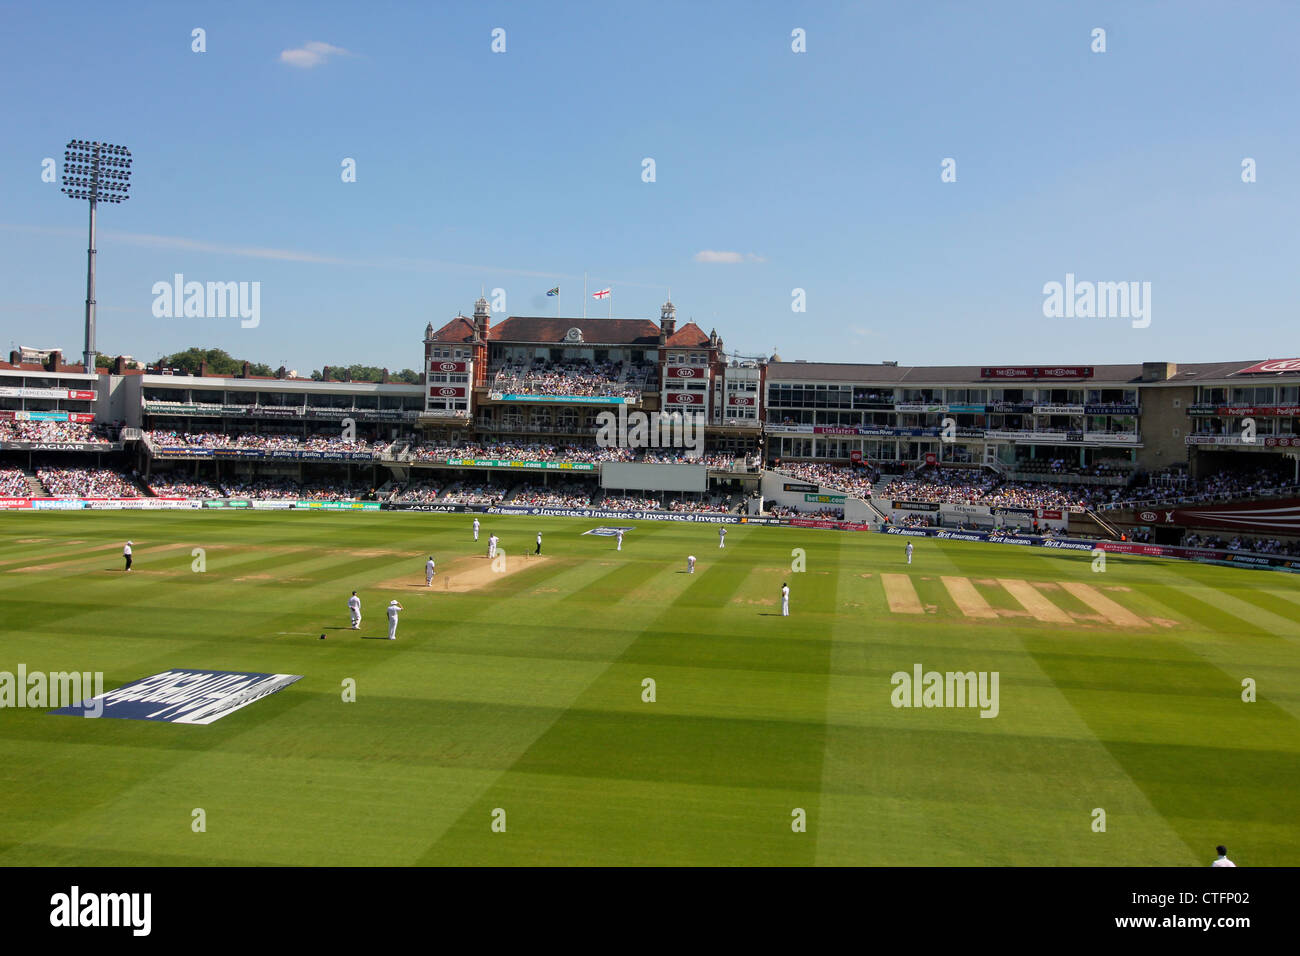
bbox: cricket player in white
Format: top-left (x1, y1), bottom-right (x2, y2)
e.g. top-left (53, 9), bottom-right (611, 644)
top-left (1211, 845), bottom-right (1236, 867)
top-left (616, 529), bottom-right (624, 551)
top-left (488, 534), bottom-right (498, 559)
top-left (781, 582), bottom-right (790, 616)
top-left (687, 555), bottom-right (696, 573)
top-left (348, 591), bottom-right (361, 629)
top-left (535, 531), bottom-right (542, 555)
top-left (906, 542), bottom-right (913, 565)
top-left (718, 527), bottom-right (727, 548)
top-left (425, 556), bottom-right (436, 585)
top-left (123, 540), bottom-right (133, 572)
top-left (386, 600), bottom-right (403, 640)
top-left (473, 517), bottom-right (480, 541)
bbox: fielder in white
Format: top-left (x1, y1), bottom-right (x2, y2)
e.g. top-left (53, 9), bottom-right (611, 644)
top-left (906, 541), bottom-right (913, 565)
top-left (123, 540), bottom-right (133, 572)
top-left (687, 555), bottom-right (696, 574)
top-left (386, 599), bottom-right (404, 640)
top-left (616, 529), bottom-right (624, 551)
top-left (718, 527), bottom-right (727, 548)
top-left (781, 582), bottom-right (790, 616)
top-left (425, 555), bottom-right (436, 586)
top-left (488, 534), bottom-right (499, 559)
top-left (348, 591), bottom-right (361, 630)
top-left (473, 517), bottom-right (480, 541)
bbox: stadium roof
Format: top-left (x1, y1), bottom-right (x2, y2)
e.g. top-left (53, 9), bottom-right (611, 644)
top-left (0, 361), bottom-right (100, 376)
top-left (427, 315), bottom-right (663, 346)
top-left (428, 315), bottom-right (476, 343)
top-left (490, 316), bottom-right (661, 346)
top-left (767, 359), bottom-right (1300, 386)
top-left (665, 321), bottom-right (711, 348)
top-left (766, 362), bottom-right (1145, 385)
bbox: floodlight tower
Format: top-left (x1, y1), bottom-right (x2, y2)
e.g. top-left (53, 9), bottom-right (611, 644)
top-left (61, 139), bottom-right (132, 372)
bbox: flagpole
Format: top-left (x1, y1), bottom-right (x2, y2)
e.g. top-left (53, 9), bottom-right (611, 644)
top-left (583, 272), bottom-right (588, 319)
top-left (608, 288), bottom-right (613, 319)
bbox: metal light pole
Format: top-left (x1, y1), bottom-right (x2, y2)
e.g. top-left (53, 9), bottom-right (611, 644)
top-left (61, 140), bottom-right (132, 372)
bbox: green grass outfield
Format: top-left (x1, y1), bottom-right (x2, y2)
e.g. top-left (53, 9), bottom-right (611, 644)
top-left (1, 510), bottom-right (1298, 866)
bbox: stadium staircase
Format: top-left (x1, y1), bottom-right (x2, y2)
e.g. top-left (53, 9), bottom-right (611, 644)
top-left (1084, 508), bottom-right (1122, 540)
top-left (864, 498), bottom-right (889, 525)
top-left (24, 473), bottom-right (46, 497)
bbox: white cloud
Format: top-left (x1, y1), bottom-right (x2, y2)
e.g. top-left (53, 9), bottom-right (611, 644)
top-left (694, 250), bottom-right (766, 264)
top-left (279, 41), bottom-right (352, 68)
top-left (0, 224), bottom-right (669, 290)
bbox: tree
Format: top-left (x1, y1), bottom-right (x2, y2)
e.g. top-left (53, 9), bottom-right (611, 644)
top-left (157, 348), bottom-right (274, 377)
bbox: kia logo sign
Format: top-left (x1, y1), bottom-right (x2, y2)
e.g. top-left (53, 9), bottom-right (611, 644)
top-left (1261, 359), bottom-right (1300, 372)
top-left (439, 387), bottom-right (457, 396)
top-left (673, 393), bottom-right (693, 403)
top-left (1139, 511), bottom-right (1157, 522)
top-left (674, 367), bottom-right (695, 377)
top-left (439, 362), bottom-right (457, 371)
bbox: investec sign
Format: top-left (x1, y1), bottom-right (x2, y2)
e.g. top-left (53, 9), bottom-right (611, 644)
top-left (50, 669), bottom-right (302, 724)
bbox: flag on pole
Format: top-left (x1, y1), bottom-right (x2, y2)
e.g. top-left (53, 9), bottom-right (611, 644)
top-left (592, 288), bottom-right (611, 299)
top-left (546, 287), bottom-right (559, 296)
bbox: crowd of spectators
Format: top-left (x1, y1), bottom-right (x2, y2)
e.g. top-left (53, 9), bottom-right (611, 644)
top-left (491, 359), bottom-right (651, 399)
top-left (667, 494), bottom-right (738, 513)
top-left (1108, 465), bottom-right (1299, 510)
top-left (881, 467), bottom-right (1116, 510)
top-left (774, 462), bottom-right (876, 499)
top-left (597, 494), bottom-right (661, 510)
top-left (37, 467), bottom-right (140, 497)
top-left (219, 478), bottom-right (301, 500)
top-left (1009, 457), bottom-right (1131, 479)
top-left (145, 430), bottom-right (392, 455)
top-left (765, 503), bottom-right (846, 519)
top-left (0, 421), bottom-right (112, 444)
top-left (391, 481), bottom-right (442, 503)
top-left (0, 467), bottom-right (27, 496)
top-left (508, 482), bottom-right (594, 509)
top-left (1183, 531), bottom-right (1300, 556)
top-left (440, 481), bottom-right (509, 505)
top-left (146, 476), bottom-right (224, 498)
top-left (407, 441), bottom-right (633, 463)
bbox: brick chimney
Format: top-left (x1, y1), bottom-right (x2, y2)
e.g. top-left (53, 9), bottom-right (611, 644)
top-left (9, 350), bottom-right (20, 365)
top-left (241, 361), bottom-right (251, 378)
top-left (45, 349), bottom-right (64, 371)
top-left (276, 365), bottom-right (287, 380)
top-left (321, 365), bottom-right (331, 381)
top-left (112, 355), bottom-right (126, 374)
top-left (381, 368), bottom-right (390, 384)
top-left (199, 360), bottom-right (208, 377)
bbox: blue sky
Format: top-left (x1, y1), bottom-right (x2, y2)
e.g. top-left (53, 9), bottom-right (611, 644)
top-left (1, 1), bottom-right (1297, 372)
